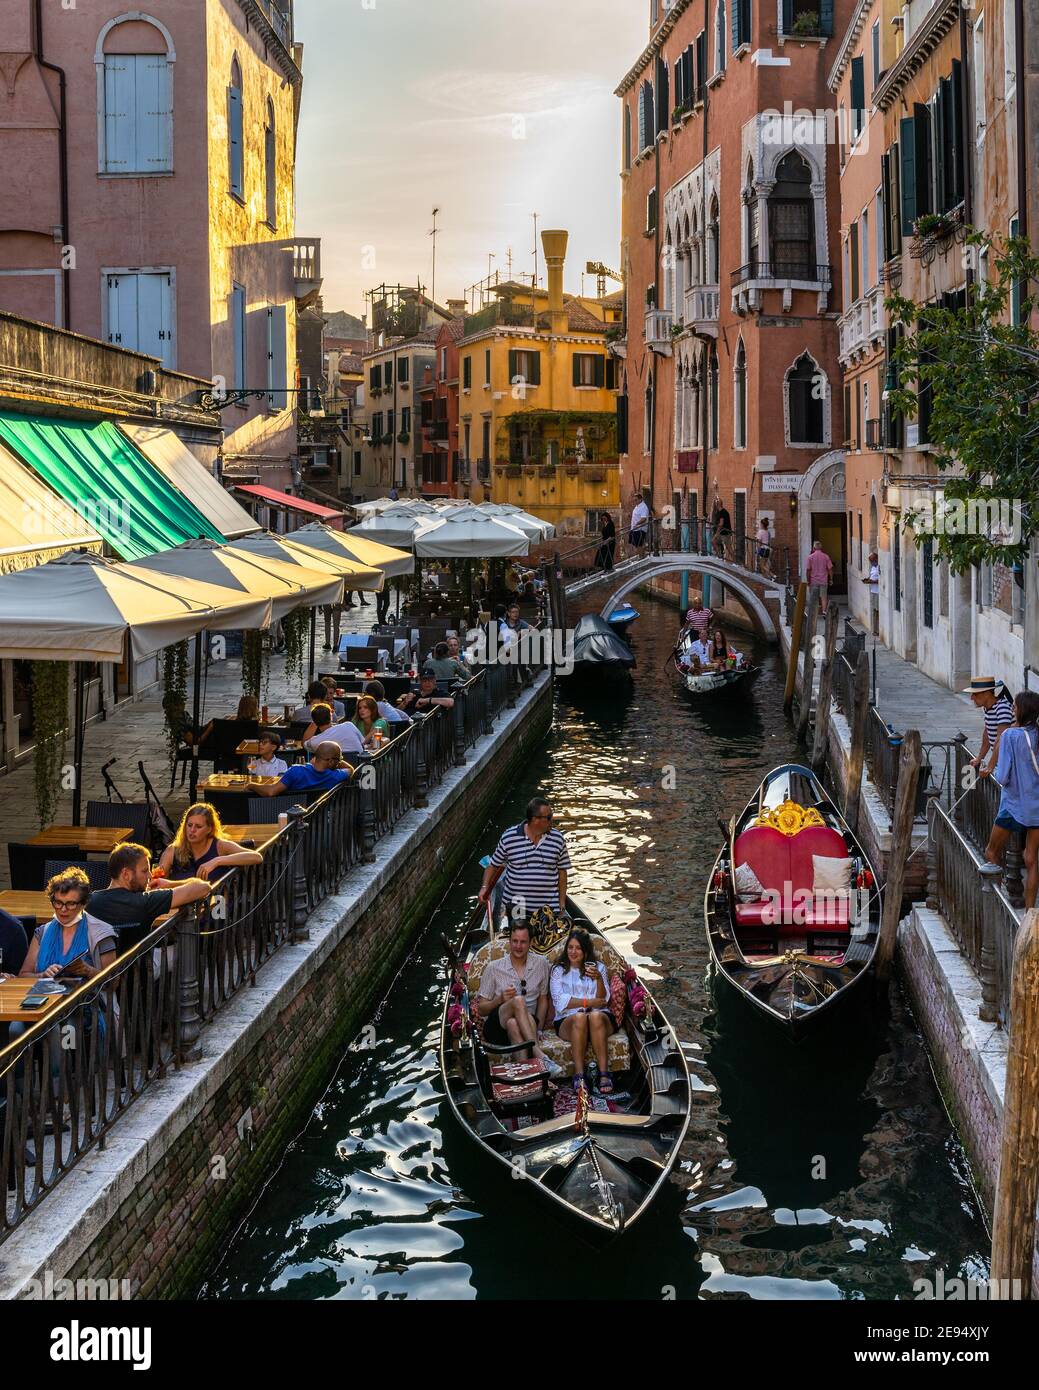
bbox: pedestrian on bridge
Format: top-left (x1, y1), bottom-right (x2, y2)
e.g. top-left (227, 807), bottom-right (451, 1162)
top-left (756, 518), bottom-right (773, 579)
top-left (629, 492), bottom-right (650, 552)
top-left (596, 512), bottom-right (616, 571)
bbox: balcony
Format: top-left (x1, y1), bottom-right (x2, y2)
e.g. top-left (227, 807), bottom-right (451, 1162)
top-left (837, 286), bottom-right (885, 364)
top-left (293, 239), bottom-right (322, 306)
top-left (644, 308), bottom-right (674, 354)
top-left (682, 284), bottom-right (719, 338)
top-left (731, 259), bottom-right (831, 287)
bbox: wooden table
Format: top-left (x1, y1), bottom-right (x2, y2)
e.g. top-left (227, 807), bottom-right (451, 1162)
top-left (234, 740), bottom-right (308, 763)
top-left (0, 975), bottom-right (63, 1024)
top-left (222, 824), bottom-right (286, 849)
top-left (0, 891), bottom-right (52, 924)
top-left (27, 826), bottom-right (133, 852)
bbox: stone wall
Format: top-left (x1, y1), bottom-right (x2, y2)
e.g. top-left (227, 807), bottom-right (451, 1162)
top-left (0, 676), bottom-right (552, 1300)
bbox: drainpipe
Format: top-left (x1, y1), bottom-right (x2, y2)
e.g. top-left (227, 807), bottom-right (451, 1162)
top-left (958, 0), bottom-right (974, 293)
top-left (34, 0), bottom-right (70, 329)
top-left (1014, 0), bottom-right (1027, 241)
top-left (700, 61), bottom-right (712, 605)
top-left (651, 135), bottom-right (661, 519)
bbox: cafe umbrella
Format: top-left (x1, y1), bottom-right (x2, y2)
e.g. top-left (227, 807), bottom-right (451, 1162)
top-left (0, 548), bottom-right (273, 817)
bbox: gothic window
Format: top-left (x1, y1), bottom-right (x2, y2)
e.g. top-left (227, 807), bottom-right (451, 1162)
top-left (768, 151), bottom-right (815, 277)
top-left (786, 353), bottom-right (826, 445)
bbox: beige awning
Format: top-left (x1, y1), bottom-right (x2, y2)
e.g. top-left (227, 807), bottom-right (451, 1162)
top-left (0, 440), bottom-right (102, 575)
top-left (284, 522), bottom-right (415, 578)
top-left (119, 424), bottom-right (261, 540)
top-left (230, 532), bottom-right (384, 591)
top-left (134, 537), bottom-right (344, 620)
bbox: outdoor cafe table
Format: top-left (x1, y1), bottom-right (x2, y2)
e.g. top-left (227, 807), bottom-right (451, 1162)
top-left (0, 975), bottom-right (64, 1024)
top-left (27, 826), bottom-right (133, 853)
top-left (222, 824), bottom-right (286, 849)
top-left (324, 674), bottom-right (411, 702)
top-left (0, 891), bottom-right (54, 924)
top-left (234, 739), bottom-right (308, 765)
top-left (199, 775), bottom-right (282, 823)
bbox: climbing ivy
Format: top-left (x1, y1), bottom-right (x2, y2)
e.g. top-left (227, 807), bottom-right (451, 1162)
top-left (241, 629), bottom-right (264, 703)
top-left (161, 640), bottom-right (189, 769)
top-left (282, 607), bottom-right (309, 695)
top-left (31, 661), bottom-right (69, 829)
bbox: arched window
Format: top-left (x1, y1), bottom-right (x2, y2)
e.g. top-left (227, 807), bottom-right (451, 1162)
top-left (734, 340), bottom-right (747, 448)
top-left (768, 152), bottom-right (815, 277)
top-left (97, 14), bottom-right (174, 174)
top-left (264, 98), bottom-right (277, 227)
top-left (706, 195), bottom-right (720, 284)
top-left (786, 352), bottom-right (826, 445)
top-left (228, 57), bottom-right (244, 200)
top-left (745, 160), bottom-right (759, 270)
top-left (663, 229), bottom-right (674, 311)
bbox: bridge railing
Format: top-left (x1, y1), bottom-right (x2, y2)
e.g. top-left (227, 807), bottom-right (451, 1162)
top-left (560, 514), bottom-right (790, 587)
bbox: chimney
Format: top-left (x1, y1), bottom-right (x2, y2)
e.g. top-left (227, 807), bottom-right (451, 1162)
top-left (541, 229), bottom-right (568, 335)
top-left (447, 298), bottom-right (466, 318)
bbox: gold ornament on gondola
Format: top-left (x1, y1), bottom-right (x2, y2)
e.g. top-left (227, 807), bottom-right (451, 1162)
top-left (526, 906), bottom-right (572, 955)
top-left (753, 800), bottom-right (825, 836)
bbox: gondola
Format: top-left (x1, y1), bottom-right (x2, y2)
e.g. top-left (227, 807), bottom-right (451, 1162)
top-left (440, 896), bottom-right (691, 1239)
top-left (560, 613), bottom-right (636, 684)
top-left (704, 763), bottom-right (881, 1038)
top-left (607, 604), bottom-right (640, 638)
top-left (672, 629), bottom-right (759, 697)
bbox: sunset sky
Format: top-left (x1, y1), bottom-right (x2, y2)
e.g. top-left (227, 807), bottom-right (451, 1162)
top-left (294, 0), bottom-right (646, 318)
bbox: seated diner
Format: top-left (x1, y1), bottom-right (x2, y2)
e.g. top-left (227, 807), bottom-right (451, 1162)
top-left (153, 804), bottom-right (263, 883)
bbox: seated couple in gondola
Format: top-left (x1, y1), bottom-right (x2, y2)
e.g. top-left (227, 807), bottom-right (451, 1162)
top-left (679, 624), bottom-right (745, 674)
top-left (476, 921), bottom-right (617, 1094)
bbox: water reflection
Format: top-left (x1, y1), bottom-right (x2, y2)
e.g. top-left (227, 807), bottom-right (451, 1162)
top-left (201, 599), bottom-right (987, 1301)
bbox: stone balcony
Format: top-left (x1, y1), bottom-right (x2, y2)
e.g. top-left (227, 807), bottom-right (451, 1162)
top-left (644, 308), bottom-right (674, 354)
top-left (837, 285), bottom-right (885, 365)
top-left (293, 239), bottom-right (322, 307)
top-left (682, 284), bottom-right (719, 338)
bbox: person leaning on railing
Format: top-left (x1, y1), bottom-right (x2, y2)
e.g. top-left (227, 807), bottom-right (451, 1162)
top-left (87, 843), bottom-right (213, 954)
top-left (983, 689), bottom-right (1039, 909)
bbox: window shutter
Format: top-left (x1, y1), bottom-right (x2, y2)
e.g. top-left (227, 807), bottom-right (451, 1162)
top-left (232, 284), bottom-right (246, 389)
top-left (935, 81), bottom-right (948, 213)
top-left (134, 55), bottom-right (172, 171)
top-left (656, 57), bottom-right (669, 132)
top-left (228, 84), bottom-right (243, 196)
top-left (265, 121), bottom-right (277, 225)
top-left (674, 58), bottom-right (684, 109)
top-left (624, 105), bottom-right (632, 169)
top-left (508, 349), bottom-right (519, 383)
top-left (529, 352), bottom-right (541, 386)
top-left (850, 56), bottom-right (864, 137)
top-left (914, 103), bottom-right (932, 217)
top-left (573, 356), bottom-right (582, 388)
top-left (949, 59), bottom-right (964, 206)
top-left (732, 0), bottom-right (740, 51)
top-left (594, 356), bottom-right (606, 388)
top-left (819, 0), bottom-right (833, 35)
top-left (782, 0), bottom-right (794, 34)
top-left (106, 273), bottom-right (135, 348)
top-left (606, 357), bottom-right (617, 391)
top-left (617, 394), bottom-right (628, 453)
top-left (103, 57), bottom-right (134, 172)
top-left (899, 117), bottom-right (916, 234)
top-left (696, 33), bottom-right (706, 96)
top-left (637, 86), bottom-right (646, 151)
top-left (267, 303), bottom-right (287, 409)
top-left (849, 220), bottom-right (859, 301)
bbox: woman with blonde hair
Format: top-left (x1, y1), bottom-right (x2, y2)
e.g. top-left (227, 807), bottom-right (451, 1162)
top-left (155, 803), bottom-right (263, 883)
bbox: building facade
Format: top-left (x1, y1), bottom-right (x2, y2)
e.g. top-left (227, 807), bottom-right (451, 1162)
top-left (617, 0), bottom-right (853, 587)
top-left (419, 314), bottom-right (466, 498)
top-left (0, 0), bottom-right (319, 488)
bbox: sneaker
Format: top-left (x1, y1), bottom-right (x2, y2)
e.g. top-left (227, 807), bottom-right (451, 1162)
top-left (542, 1057), bottom-right (564, 1079)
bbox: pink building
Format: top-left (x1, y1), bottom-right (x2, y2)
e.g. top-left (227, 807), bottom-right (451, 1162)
top-left (0, 0), bottom-right (321, 488)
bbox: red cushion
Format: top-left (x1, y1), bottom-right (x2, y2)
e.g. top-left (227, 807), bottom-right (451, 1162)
top-left (734, 894), bottom-right (851, 931)
top-left (733, 825), bottom-right (792, 894)
top-left (788, 825), bottom-right (849, 891)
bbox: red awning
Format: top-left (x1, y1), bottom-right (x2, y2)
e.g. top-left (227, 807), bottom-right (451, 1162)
top-left (234, 484), bottom-right (344, 523)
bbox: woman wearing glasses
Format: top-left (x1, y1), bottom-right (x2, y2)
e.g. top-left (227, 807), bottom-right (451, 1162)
top-left (15, 868), bottom-right (117, 983)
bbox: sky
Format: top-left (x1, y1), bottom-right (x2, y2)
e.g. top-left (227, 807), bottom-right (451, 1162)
top-left (293, 0), bottom-right (646, 319)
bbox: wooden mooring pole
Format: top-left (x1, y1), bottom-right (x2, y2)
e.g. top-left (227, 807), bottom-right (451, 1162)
top-left (795, 587), bottom-right (821, 743)
top-left (990, 908), bottom-right (1039, 1300)
top-left (875, 729), bottom-right (923, 982)
top-left (844, 649), bottom-right (871, 834)
top-left (783, 581), bottom-right (807, 714)
top-left (810, 606), bottom-right (840, 773)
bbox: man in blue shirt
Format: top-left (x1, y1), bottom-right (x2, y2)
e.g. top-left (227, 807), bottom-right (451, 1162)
top-left (255, 742), bottom-right (354, 796)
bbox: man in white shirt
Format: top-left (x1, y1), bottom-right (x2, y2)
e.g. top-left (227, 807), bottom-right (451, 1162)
top-left (686, 635), bottom-right (713, 672)
top-left (303, 702), bottom-right (366, 757)
top-left (864, 551), bottom-right (880, 635)
top-left (629, 492), bottom-right (650, 550)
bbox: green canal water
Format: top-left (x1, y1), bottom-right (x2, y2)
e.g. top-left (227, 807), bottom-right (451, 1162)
top-left (200, 597), bottom-right (988, 1301)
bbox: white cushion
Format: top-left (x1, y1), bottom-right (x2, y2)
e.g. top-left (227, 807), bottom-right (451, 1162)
top-left (734, 861), bottom-right (765, 902)
top-left (812, 855), bottom-right (853, 893)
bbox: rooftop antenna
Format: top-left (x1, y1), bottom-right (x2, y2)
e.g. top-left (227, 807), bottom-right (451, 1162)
top-left (507, 246), bottom-right (514, 279)
top-left (430, 206), bottom-right (440, 308)
top-left (532, 212), bottom-right (539, 288)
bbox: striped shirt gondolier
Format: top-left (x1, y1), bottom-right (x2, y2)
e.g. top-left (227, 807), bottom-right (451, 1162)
top-left (686, 607), bottom-right (712, 636)
top-left (984, 693), bottom-right (1015, 743)
top-left (490, 824), bottom-right (572, 915)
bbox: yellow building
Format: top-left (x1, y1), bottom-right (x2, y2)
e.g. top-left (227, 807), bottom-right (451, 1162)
top-left (458, 231), bottom-right (621, 538)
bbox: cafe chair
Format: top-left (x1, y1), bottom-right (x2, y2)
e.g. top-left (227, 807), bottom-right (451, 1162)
top-left (85, 800), bottom-right (150, 843)
top-left (7, 842), bottom-right (78, 892)
top-left (208, 718), bottom-right (260, 774)
top-left (247, 796), bottom-right (299, 824)
top-left (43, 859), bottom-right (110, 891)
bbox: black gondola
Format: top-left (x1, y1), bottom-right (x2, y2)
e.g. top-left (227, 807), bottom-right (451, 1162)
top-left (704, 763), bottom-right (882, 1038)
top-left (673, 629), bottom-right (759, 697)
top-left (562, 613), bottom-right (636, 680)
top-left (440, 897), bottom-right (691, 1238)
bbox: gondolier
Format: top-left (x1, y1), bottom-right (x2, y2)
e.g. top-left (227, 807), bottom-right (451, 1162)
top-left (478, 797), bottom-right (571, 923)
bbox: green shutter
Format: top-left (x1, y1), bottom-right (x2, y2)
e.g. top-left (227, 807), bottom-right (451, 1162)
top-left (881, 151), bottom-right (892, 261)
top-left (949, 59), bottom-right (964, 206)
top-left (914, 103), bottom-right (932, 217)
top-left (617, 394), bottom-right (628, 454)
top-left (936, 81), bottom-right (949, 212)
top-left (508, 349), bottom-right (519, 382)
top-left (819, 0), bottom-right (833, 35)
top-left (573, 356), bottom-right (581, 388)
top-left (606, 357), bottom-right (617, 391)
top-left (529, 352), bottom-right (541, 386)
top-left (899, 116), bottom-right (917, 234)
top-left (782, 0), bottom-right (793, 33)
top-left (849, 220), bottom-right (859, 301)
top-left (850, 56), bottom-right (864, 136)
top-left (594, 356), bottom-right (606, 388)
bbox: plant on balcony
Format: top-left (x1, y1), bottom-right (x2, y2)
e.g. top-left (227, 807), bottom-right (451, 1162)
top-left (672, 103), bottom-right (691, 124)
top-left (381, 433), bottom-right (394, 446)
top-left (31, 660), bottom-right (68, 829)
top-left (397, 431), bottom-right (410, 444)
top-left (670, 321), bottom-right (684, 338)
top-left (886, 229), bottom-right (1039, 569)
top-left (790, 9), bottom-right (821, 35)
top-left (913, 212), bottom-right (954, 241)
top-left (605, 323), bottom-right (625, 343)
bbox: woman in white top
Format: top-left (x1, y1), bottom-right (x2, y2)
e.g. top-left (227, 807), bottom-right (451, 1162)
top-left (550, 928), bottom-right (616, 1094)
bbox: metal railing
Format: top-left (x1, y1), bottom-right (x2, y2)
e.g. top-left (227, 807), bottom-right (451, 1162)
top-left (0, 664), bottom-right (530, 1245)
top-left (731, 260), bottom-right (832, 286)
top-left (559, 513), bottom-right (791, 588)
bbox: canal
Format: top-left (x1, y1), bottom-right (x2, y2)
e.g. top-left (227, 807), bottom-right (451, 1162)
top-left (200, 595), bottom-right (988, 1301)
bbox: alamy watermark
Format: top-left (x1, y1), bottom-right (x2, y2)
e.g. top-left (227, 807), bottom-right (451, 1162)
top-left (902, 493), bottom-right (1023, 544)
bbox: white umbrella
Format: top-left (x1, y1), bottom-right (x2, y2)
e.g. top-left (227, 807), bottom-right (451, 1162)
top-left (413, 513), bottom-right (531, 558)
top-left (134, 537), bottom-right (343, 621)
top-left (478, 503), bottom-right (555, 540)
top-left (285, 522), bottom-right (414, 578)
top-left (347, 510), bottom-right (443, 549)
top-left (0, 549), bottom-right (272, 662)
top-left (230, 533), bottom-right (383, 591)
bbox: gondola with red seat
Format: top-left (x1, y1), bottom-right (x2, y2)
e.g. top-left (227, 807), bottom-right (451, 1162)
top-left (704, 763), bottom-right (881, 1037)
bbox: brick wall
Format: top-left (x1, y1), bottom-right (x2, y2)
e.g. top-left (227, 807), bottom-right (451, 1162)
top-left (60, 681), bottom-right (552, 1299)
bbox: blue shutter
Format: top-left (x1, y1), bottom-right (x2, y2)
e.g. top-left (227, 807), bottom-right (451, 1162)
top-left (819, 0), bottom-right (833, 35)
top-left (899, 116), bottom-right (916, 234)
top-left (782, 0), bottom-right (793, 34)
top-left (228, 84), bottom-right (243, 197)
top-left (637, 85), bottom-right (646, 150)
top-left (267, 303), bottom-right (288, 409)
top-left (103, 57), bottom-right (134, 172)
top-left (135, 55), bottom-right (172, 172)
top-left (850, 56), bottom-right (864, 138)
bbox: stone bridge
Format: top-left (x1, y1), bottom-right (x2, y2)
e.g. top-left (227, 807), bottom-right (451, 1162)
top-left (564, 553), bottom-right (784, 642)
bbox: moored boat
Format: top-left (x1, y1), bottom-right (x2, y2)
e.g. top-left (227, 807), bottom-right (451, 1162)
top-left (673, 629), bottom-right (758, 697)
top-left (561, 613), bottom-right (636, 681)
top-left (440, 898), bottom-right (691, 1238)
top-left (704, 763), bottom-right (881, 1037)
top-left (607, 604), bottom-right (640, 638)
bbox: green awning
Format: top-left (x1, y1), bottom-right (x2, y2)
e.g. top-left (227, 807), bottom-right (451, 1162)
top-left (0, 411), bottom-right (224, 561)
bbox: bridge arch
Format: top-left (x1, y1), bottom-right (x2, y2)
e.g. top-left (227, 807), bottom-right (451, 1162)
top-left (597, 558), bottom-right (779, 641)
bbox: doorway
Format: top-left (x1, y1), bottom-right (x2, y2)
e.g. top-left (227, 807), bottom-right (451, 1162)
top-left (811, 512), bottom-right (847, 595)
